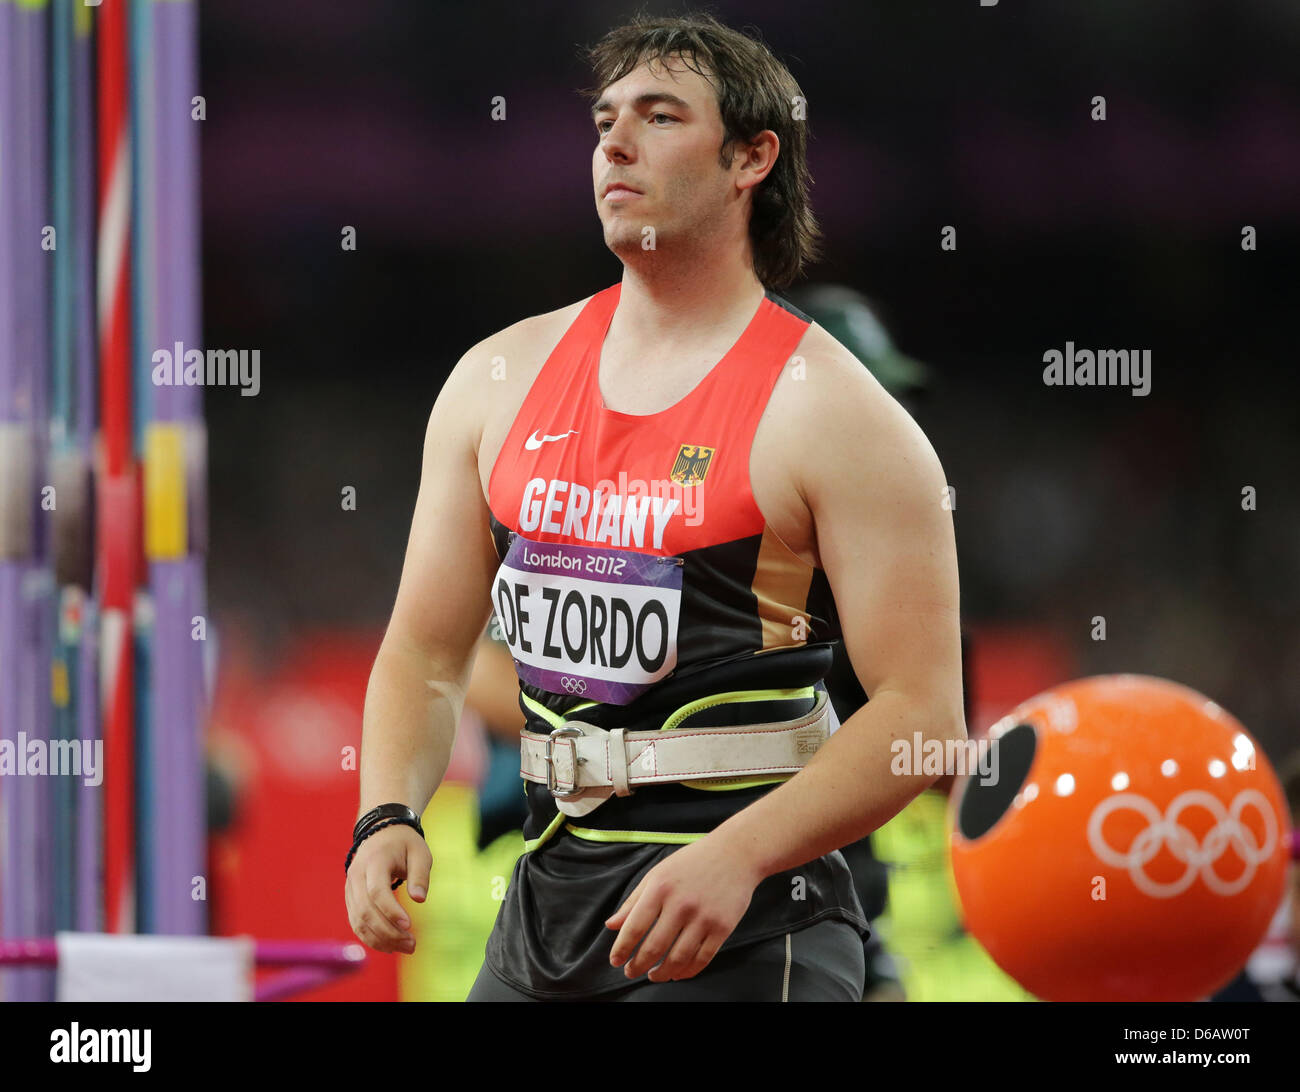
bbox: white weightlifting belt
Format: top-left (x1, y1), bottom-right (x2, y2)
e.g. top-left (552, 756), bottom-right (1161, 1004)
top-left (519, 689), bottom-right (831, 818)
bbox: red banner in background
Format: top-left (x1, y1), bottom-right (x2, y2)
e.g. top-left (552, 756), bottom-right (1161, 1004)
top-left (206, 625), bottom-right (487, 1001)
top-left (966, 623), bottom-right (1076, 735)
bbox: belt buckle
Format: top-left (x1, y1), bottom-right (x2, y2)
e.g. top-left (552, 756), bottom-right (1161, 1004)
top-left (546, 723), bottom-right (586, 798)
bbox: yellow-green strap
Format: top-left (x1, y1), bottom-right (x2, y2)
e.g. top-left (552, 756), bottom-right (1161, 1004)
top-left (659, 685), bottom-right (816, 731)
top-left (521, 810), bottom-right (565, 853)
top-left (680, 773), bottom-right (792, 791)
top-left (519, 684), bottom-right (815, 733)
top-left (521, 815), bottom-right (706, 850)
top-left (519, 690), bottom-right (599, 728)
top-left (669, 686), bottom-right (814, 790)
top-left (564, 823), bottom-right (705, 845)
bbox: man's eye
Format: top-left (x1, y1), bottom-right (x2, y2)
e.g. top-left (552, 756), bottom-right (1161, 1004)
top-left (595, 114), bottom-right (675, 133)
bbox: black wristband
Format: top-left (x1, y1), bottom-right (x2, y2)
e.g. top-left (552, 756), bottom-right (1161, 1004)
top-left (344, 816), bottom-right (427, 885)
top-left (353, 803), bottom-right (423, 844)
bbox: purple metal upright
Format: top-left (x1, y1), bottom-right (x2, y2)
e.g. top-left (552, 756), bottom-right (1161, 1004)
top-left (0, 0), bottom-right (22, 1005)
top-left (0, 0), bottom-right (56, 1003)
top-left (25, 0), bottom-right (56, 1004)
top-left (148, 0), bottom-right (206, 935)
top-left (72, 0), bottom-right (103, 936)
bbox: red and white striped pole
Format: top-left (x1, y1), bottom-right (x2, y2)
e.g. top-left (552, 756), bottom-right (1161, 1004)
top-left (96, 0), bottom-right (138, 935)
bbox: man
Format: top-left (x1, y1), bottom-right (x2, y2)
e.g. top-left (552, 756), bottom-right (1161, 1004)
top-left (345, 12), bottom-right (965, 1002)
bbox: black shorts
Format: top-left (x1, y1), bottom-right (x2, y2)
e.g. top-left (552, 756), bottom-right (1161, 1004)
top-left (466, 918), bottom-right (866, 1002)
top-left (481, 832), bottom-right (869, 998)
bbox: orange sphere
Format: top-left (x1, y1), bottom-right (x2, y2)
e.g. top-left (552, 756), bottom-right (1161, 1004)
top-left (949, 674), bottom-right (1292, 1001)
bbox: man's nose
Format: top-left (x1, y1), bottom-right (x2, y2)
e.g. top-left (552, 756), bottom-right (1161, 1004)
top-left (600, 116), bottom-right (636, 162)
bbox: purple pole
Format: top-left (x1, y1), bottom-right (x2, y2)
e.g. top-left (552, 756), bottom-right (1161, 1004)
top-left (0, 0), bottom-right (20, 1006)
top-left (38, 0), bottom-right (57, 1005)
top-left (26, 0), bottom-right (56, 1003)
top-left (0, 0), bottom-right (56, 1003)
top-left (0, 0), bottom-right (19, 1003)
top-left (254, 967), bottom-right (350, 1002)
top-left (72, 0), bottom-right (102, 935)
top-left (149, 0), bottom-right (205, 935)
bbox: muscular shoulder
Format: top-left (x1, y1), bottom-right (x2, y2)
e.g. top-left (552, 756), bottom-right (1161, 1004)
top-left (779, 321), bottom-right (947, 504)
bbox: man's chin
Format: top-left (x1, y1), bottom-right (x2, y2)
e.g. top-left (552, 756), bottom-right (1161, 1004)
top-left (604, 229), bottom-right (653, 258)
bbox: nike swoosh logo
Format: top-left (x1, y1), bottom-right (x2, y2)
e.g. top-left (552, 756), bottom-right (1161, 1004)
top-left (524, 429), bottom-right (578, 451)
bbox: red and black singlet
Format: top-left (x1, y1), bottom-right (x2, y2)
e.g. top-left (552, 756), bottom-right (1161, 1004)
top-left (487, 280), bottom-right (843, 713)
top-left (479, 283), bottom-right (867, 997)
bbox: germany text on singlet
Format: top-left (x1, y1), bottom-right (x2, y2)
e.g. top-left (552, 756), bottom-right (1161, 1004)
top-left (480, 282), bottom-right (868, 998)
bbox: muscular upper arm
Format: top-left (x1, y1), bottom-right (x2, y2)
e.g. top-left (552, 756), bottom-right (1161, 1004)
top-left (383, 346), bottom-right (500, 679)
top-left (798, 349), bottom-right (964, 730)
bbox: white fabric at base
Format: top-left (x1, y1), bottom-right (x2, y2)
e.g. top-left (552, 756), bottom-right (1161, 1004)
top-left (56, 932), bottom-right (255, 1002)
top-left (1246, 894), bottom-right (1296, 985)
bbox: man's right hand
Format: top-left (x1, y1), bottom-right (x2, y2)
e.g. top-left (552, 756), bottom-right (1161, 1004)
top-left (344, 824), bottom-right (433, 954)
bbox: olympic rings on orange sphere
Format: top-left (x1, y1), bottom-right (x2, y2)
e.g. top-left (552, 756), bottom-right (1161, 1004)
top-left (949, 674), bottom-right (1292, 1001)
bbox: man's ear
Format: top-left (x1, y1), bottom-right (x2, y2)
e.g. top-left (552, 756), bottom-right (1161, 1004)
top-left (734, 130), bottom-right (779, 191)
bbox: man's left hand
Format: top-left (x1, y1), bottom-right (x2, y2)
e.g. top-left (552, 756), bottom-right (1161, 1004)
top-left (604, 834), bottom-right (763, 982)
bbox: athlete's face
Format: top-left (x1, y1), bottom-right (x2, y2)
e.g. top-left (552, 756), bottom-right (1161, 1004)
top-left (591, 57), bottom-right (740, 257)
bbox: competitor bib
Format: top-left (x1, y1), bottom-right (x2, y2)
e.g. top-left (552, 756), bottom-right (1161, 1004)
top-left (493, 532), bottom-right (683, 705)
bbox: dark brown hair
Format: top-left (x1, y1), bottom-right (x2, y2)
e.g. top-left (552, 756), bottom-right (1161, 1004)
top-left (584, 10), bottom-right (821, 290)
